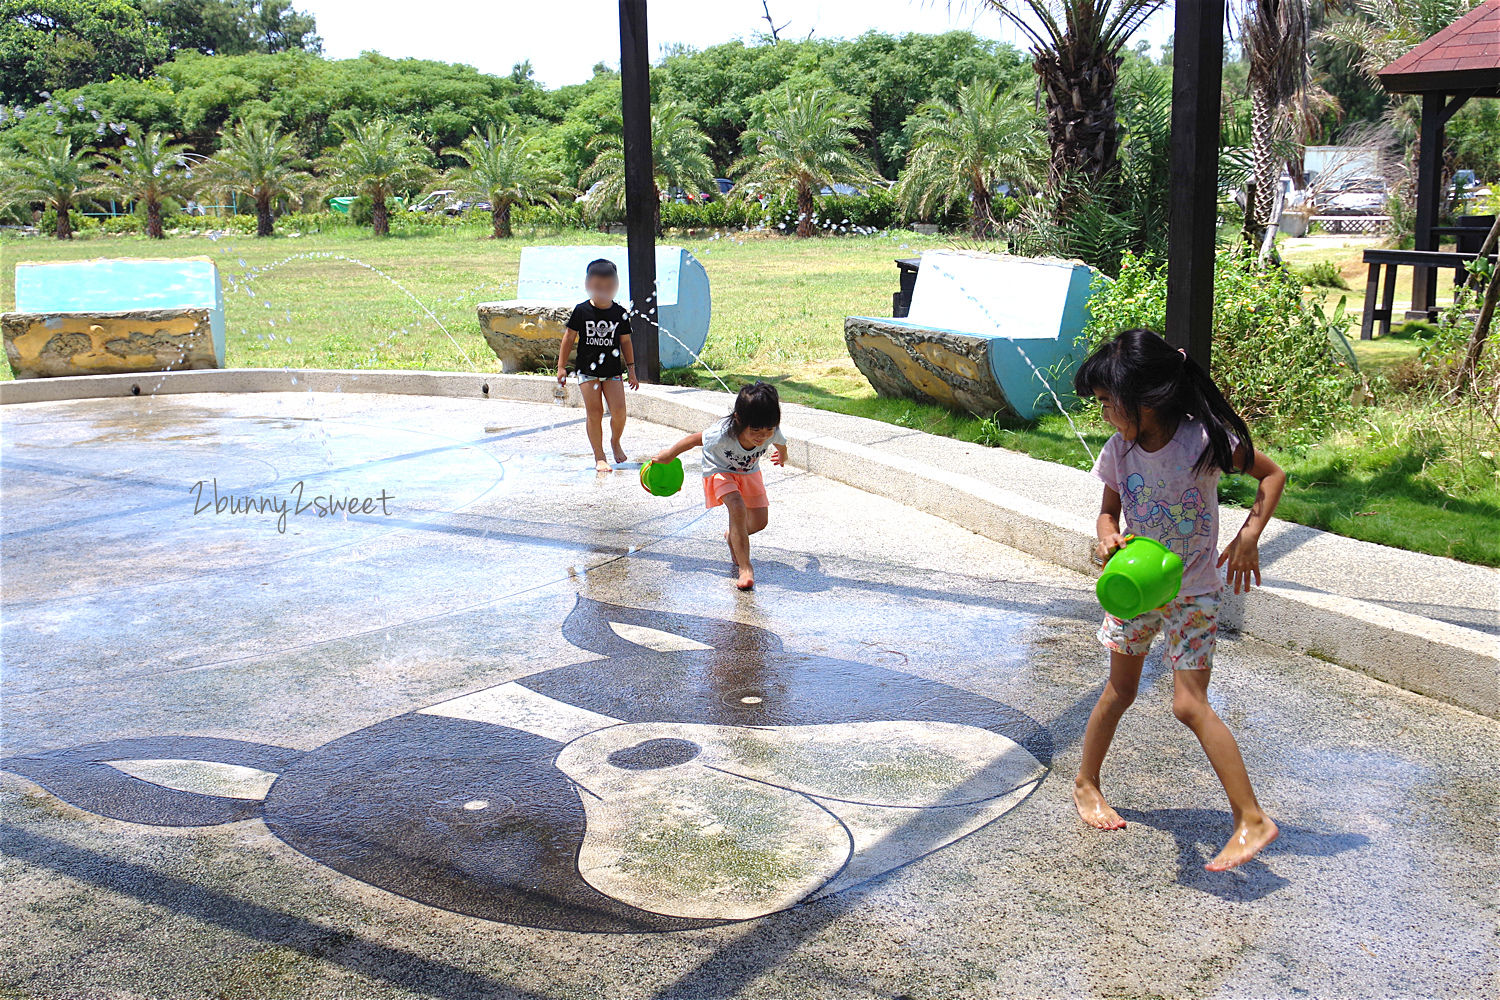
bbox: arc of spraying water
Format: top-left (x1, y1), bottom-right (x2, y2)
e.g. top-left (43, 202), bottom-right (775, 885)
top-left (227, 252), bottom-right (483, 371)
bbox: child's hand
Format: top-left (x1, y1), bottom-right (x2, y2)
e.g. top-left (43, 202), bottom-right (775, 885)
top-left (1217, 530), bottom-right (1263, 594)
top-left (652, 450), bottom-right (673, 465)
top-left (555, 367), bottom-right (566, 385)
top-left (1095, 532), bottom-right (1128, 565)
top-left (771, 445), bottom-right (787, 467)
top-left (627, 369), bottom-right (639, 390)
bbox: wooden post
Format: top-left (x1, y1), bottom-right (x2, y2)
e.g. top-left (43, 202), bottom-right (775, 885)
top-left (1411, 91), bottom-right (1445, 317)
top-left (619, 0), bottom-right (660, 382)
top-left (1165, 0), bottom-right (1224, 369)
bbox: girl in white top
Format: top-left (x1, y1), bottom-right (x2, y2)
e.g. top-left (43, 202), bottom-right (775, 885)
top-left (653, 383), bottom-right (787, 591)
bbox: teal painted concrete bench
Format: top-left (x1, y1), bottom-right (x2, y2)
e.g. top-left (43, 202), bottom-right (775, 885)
top-left (2, 258), bottom-right (226, 379)
top-left (844, 251), bottom-right (1095, 419)
top-left (477, 245), bottom-right (710, 372)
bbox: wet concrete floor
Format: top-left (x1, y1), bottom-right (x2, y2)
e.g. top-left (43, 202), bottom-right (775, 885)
top-left (0, 392), bottom-right (1494, 999)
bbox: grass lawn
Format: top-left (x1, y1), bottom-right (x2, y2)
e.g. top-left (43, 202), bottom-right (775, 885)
top-left (3, 224), bottom-right (1496, 566)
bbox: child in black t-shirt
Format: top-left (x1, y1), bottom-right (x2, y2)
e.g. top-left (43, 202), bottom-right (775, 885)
top-left (556, 258), bottom-right (639, 472)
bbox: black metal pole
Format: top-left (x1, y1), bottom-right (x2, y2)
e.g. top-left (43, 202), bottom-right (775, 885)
top-left (619, 0), bottom-right (660, 382)
top-left (1165, 0), bottom-right (1225, 369)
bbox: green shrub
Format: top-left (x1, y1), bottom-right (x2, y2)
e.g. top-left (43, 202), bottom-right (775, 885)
top-left (347, 195), bottom-right (374, 227)
top-left (511, 200), bottom-right (587, 230)
top-left (279, 211), bottom-right (348, 235)
top-left (1389, 319), bottom-right (1442, 340)
top-left (1296, 259), bottom-right (1349, 289)
top-left (221, 213), bottom-right (258, 234)
top-left (38, 208), bottom-right (97, 234)
top-left (659, 198), bottom-right (761, 230)
top-left (759, 188), bottom-right (897, 234)
top-left (1081, 249), bottom-right (1358, 444)
top-left (98, 214), bottom-right (142, 235)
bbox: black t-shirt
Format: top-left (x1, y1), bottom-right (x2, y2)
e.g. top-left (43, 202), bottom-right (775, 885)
top-left (565, 300), bottom-right (632, 378)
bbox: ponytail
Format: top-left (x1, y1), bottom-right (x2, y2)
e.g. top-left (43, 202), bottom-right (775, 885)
top-left (1073, 328), bottom-right (1253, 475)
top-left (1178, 351), bottom-right (1253, 474)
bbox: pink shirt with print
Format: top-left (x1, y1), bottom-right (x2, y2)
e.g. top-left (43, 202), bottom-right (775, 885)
top-left (1091, 418), bottom-right (1232, 597)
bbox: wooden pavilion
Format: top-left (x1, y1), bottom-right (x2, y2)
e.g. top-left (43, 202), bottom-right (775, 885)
top-left (1360, 0), bottom-right (1500, 335)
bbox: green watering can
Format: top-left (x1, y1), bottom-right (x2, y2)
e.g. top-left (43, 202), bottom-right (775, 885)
top-left (1097, 535), bottom-right (1184, 620)
top-left (639, 457), bottom-right (685, 497)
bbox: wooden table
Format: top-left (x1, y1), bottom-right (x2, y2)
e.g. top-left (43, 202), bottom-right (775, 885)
top-left (1359, 248), bottom-right (1495, 339)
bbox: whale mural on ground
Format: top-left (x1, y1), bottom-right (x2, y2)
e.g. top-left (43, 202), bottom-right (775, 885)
top-left (2, 598), bottom-right (1052, 932)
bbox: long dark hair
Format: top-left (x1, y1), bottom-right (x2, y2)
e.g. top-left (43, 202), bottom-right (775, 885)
top-left (1073, 328), bottom-right (1252, 474)
top-left (730, 381), bottom-right (781, 432)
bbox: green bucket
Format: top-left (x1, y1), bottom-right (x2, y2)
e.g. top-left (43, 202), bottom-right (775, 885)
top-left (639, 457), bottom-right (685, 497)
top-left (1097, 535), bottom-right (1184, 620)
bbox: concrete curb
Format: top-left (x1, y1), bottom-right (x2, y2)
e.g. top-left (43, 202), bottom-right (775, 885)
top-left (4, 368), bottom-right (1495, 718)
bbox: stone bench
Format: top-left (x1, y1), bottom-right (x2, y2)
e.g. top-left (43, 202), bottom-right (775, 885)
top-left (477, 245), bottom-right (710, 372)
top-left (845, 251), bottom-right (1096, 420)
top-left (3, 258), bottom-right (226, 379)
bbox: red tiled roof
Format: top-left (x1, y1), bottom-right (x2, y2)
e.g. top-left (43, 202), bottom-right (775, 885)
top-left (1380, 0), bottom-right (1500, 93)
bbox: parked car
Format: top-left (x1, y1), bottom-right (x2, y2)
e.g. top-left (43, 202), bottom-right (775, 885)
top-left (1319, 179), bottom-right (1388, 216)
top-left (409, 189), bottom-right (488, 215)
top-left (665, 186), bottom-right (718, 204)
top-left (1448, 169), bottom-right (1492, 204)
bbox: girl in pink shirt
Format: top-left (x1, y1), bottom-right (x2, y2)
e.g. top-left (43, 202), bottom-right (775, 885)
top-left (1073, 329), bottom-right (1287, 873)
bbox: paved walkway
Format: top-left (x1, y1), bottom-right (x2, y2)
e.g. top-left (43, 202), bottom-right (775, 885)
top-left (1, 392), bottom-right (1495, 1000)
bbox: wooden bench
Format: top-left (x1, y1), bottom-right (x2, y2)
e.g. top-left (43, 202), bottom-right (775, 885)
top-left (1359, 248), bottom-right (1496, 339)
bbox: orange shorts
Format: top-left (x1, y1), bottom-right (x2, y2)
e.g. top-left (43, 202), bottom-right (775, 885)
top-left (703, 470), bottom-right (769, 509)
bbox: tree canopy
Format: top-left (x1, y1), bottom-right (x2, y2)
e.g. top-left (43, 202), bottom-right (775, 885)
top-left (0, 0), bottom-right (321, 104)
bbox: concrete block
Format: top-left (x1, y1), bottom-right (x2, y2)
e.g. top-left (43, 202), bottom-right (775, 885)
top-left (477, 302), bottom-right (574, 374)
top-left (477, 245), bottom-right (710, 371)
top-left (846, 251), bottom-right (1094, 418)
top-left (3, 258), bottom-right (225, 379)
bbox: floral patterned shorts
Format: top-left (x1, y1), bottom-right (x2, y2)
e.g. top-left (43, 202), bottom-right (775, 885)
top-left (1097, 591), bottom-right (1221, 670)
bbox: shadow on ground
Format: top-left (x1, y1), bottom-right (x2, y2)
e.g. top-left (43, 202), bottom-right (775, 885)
top-left (1116, 807), bottom-right (1371, 902)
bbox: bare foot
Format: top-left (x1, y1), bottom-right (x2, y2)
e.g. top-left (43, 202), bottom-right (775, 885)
top-left (612, 442), bottom-right (628, 464)
top-left (1073, 777), bottom-right (1127, 831)
top-left (1205, 814), bottom-right (1278, 871)
top-left (735, 566), bottom-right (755, 591)
top-left (594, 458), bottom-right (612, 473)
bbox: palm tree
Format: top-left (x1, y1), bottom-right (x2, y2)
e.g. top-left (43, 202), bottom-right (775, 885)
top-left (1318, 0), bottom-right (1480, 83)
top-left (1244, 0), bottom-right (1312, 232)
top-left (103, 129), bottom-right (196, 239)
top-left (445, 124), bottom-right (572, 239)
top-left (733, 88), bottom-right (878, 238)
top-left (0, 167), bottom-right (26, 224)
top-left (320, 119), bottom-right (432, 237)
top-left (204, 120), bottom-right (308, 237)
top-left (979, 1), bottom-right (1165, 192)
top-left (896, 82), bottom-right (1047, 238)
top-left (9, 136), bottom-right (103, 239)
top-left (581, 102), bottom-right (715, 233)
